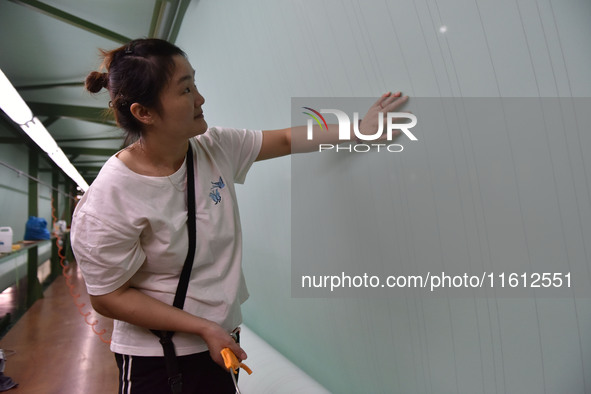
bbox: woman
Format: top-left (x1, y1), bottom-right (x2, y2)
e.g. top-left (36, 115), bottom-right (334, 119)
top-left (71, 38), bottom-right (407, 393)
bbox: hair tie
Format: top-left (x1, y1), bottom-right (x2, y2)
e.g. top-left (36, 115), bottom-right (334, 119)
top-left (124, 43), bottom-right (134, 55)
top-left (101, 72), bottom-right (109, 88)
top-left (117, 93), bottom-right (129, 108)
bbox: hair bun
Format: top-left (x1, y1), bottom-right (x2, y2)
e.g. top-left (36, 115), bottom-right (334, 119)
top-left (85, 71), bottom-right (108, 93)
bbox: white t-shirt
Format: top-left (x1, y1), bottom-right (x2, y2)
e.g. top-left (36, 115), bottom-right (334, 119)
top-left (71, 127), bottom-right (262, 356)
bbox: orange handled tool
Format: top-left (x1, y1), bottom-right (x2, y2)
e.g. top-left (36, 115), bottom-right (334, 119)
top-left (221, 348), bottom-right (252, 394)
top-left (221, 348), bottom-right (252, 375)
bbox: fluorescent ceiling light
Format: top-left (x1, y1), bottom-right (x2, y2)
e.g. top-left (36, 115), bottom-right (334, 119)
top-left (0, 68), bottom-right (89, 192)
top-left (0, 69), bottom-right (33, 124)
top-left (20, 117), bottom-right (60, 154)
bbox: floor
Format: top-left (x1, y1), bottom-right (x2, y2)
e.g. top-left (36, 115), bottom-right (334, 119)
top-left (0, 259), bottom-right (53, 334)
top-left (0, 262), bottom-right (118, 394)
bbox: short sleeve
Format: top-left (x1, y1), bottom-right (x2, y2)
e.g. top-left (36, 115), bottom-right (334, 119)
top-left (206, 127), bottom-right (262, 184)
top-left (71, 211), bottom-right (146, 296)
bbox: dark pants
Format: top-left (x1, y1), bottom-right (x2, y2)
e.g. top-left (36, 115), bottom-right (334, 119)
top-left (115, 351), bottom-right (236, 394)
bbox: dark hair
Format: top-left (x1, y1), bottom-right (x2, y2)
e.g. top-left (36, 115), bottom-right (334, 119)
top-left (85, 38), bottom-right (187, 144)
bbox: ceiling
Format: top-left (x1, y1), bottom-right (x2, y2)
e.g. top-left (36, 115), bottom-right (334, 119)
top-left (0, 0), bottom-right (191, 184)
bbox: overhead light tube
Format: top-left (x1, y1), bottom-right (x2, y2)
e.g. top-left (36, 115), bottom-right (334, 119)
top-left (0, 68), bottom-right (89, 191)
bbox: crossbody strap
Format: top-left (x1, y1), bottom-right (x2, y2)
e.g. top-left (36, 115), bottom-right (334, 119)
top-left (152, 143), bottom-right (197, 394)
top-left (173, 143), bottom-right (197, 310)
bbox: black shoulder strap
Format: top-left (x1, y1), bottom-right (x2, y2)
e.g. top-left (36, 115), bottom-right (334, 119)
top-left (152, 143), bottom-right (197, 394)
top-left (173, 143), bottom-right (196, 310)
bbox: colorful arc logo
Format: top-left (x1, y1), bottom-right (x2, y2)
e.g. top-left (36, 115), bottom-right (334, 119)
top-left (302, 107), bottom-right (328, 130)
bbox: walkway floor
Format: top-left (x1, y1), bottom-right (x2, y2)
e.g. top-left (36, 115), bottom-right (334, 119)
top-left (0, 263), bottom-right (118, 394)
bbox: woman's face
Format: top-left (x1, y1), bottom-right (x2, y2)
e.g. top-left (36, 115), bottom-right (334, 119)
top-left (152, 55), bottom-right (207, 140)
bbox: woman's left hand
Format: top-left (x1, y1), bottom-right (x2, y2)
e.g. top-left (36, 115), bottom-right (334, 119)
top-left (202, 321), bottom-right (247, 370)
top-left (359, 92), bottom-right (409, 140)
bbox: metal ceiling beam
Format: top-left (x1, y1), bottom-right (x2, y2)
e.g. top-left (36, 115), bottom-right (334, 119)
top-left (39, 166), bottom-right (100, 173)
top-left (168, 0), bottom-right (191, 43)
top-left (148, 0), bottom-right (190, 42)
top-left (0, 138), bottom-right (21, 144)
top-left (57, 136), bottom-right (123, 143)
top-left (150, 0), bottom-right (175, 39)
top-left (16, 81), bottom-right (84, 91)
top-left (9, 0), bottom-right (132, 43)
top-left (66, 159), bottom-right (107, 164)
top-left (42, 116), bottom-right (60, 128)
top-left (149, 0), bottom-right (165, 38)
top-left (71, 166), bottom-right (103, 173)
top-left (62, 147), bottom-right (117, 156)
top-left (28, 102), bottom-right (115, 125)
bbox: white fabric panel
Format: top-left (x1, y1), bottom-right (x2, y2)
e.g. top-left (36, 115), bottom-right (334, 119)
top-left (239, 325), bottom-right (330, 394)
top-left (176, 1), bottom-right (591, 393)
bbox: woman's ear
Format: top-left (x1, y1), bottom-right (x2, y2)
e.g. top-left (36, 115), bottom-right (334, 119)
top-left (130, 103), bottom-right (154, 126)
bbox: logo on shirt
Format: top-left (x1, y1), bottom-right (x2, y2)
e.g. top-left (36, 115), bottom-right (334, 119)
top-left (209, 176), bottom-right (225, 204)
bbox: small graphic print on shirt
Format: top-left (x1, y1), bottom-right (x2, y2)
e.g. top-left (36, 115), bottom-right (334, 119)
top-left (211, 177), bottom-right (225, 189)
top-left (209, 176), bottom-right (225, 204)
top-left (209, 188), bottom-right (221, 204)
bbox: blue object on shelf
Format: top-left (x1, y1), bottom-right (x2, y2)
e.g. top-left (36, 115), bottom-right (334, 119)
top-left (24, 216), bottom-right (50, 241)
